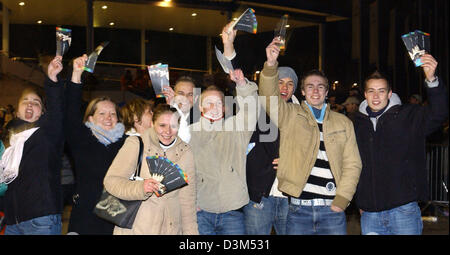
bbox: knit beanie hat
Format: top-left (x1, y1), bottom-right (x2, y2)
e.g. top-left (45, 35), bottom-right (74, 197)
top-left (278, 67), bottom-right (298, 92)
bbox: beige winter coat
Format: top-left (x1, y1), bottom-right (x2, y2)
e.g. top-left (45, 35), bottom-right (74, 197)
top-left (259, 61), bottom-right (362, 210)
top-left (104, 128), bottom-right (198, 235)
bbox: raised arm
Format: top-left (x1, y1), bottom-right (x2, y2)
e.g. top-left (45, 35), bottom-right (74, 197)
top-left (258, 37), bottom-right (295, 130)
top-left (227, 69), bottom-right (258, 134)
top-left (41, 56), bottom-right (65, 146)
top-left (417, 54), bottom-right (448, 135)
top-left (64, 55), bottom-right (88, 146)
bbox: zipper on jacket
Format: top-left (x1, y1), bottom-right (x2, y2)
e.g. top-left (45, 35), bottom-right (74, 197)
top-left (368, 122), bottom-right (378, 211)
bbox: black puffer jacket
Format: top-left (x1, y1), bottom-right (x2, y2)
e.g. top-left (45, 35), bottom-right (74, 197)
top-left (353, 79), bottom-right (448, 212)
top-left (2, 77), bottom-right (65, 225)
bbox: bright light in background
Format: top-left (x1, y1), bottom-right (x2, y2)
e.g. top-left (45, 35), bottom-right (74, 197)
top-left (19, 2), bottom-right (25, 6)
top-left (285, 24), bottom-right (290, 28)
top-left (169, 27), bottom-right (174, 31)
top-left (102, 5), bottom-right (108, 9)
top-left (233, 17), bottom-right (238, 21)
top-left (109, 22), bottom-right (115, 26)
top-left (352, 83), bottom-right (358, 87)
top-left (191, 13), bottom-right (197, 17)
top-left (37, 20), bottom-right (42, 24)
top-left (157, 0), bottom-right (172, 7)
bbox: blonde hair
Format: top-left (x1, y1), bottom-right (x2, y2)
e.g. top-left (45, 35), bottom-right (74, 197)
top-left (83, 97), bottom-right (121, 123)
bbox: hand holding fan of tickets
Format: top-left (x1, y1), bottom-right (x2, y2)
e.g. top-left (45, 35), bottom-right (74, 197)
top-left (402, 30), bottom-right (430, 67)
top-left (146, 156), bottom-right (188, 197)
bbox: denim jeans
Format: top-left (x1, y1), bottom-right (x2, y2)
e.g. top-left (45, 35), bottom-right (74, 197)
top-left (286, 204), bottom-right (347, 235)
top-left (197, 209), bottom-right (245, 235)
top-left (4, 214), bottom-right (62, 235)
top-left (360, 201), bottom-right (423, 235)
top-left (244, 196), bottom-right (288, 235)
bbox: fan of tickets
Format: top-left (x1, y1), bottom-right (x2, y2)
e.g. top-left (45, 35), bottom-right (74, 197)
top-left (146, 156), bottom-right (188, 197)
top-left (228, 8), bottom-right (257, 34)
top-left (401, 30), bottom-right (430, 67)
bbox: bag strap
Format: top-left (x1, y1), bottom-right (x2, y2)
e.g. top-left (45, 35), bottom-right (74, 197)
top-left (134, 136), bottom-right (144, 178)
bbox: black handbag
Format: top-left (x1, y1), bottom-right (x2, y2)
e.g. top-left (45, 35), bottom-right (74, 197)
top-left (93, 136), bottom-right (144, 229)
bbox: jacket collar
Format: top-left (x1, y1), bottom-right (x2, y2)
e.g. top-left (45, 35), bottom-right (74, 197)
top-left (146, 127), bottom-right (183, 148)
top-left (299, 101), bottom-right (331, 125)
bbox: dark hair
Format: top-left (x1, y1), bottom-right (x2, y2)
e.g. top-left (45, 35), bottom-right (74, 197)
top-left (151, 103), bottom-right (178, 123)
top-left (175, 76), bottom-right (196, 88)
top-left (300, 69), bottom-right (329, 91)
top-left (18, 87), bottom-right (46, 113)
top-left (121, 98), bottom-right (153, 132)
top-left (363, 70), bottom-right (392, 91)
top-left (83, 96), bottom-right (121, 122)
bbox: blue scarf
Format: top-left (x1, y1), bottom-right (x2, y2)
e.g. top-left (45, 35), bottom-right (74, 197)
top-left (84, 121), bottom-right (125, 146)
top-left (306, 102), bottom-right (327, 122)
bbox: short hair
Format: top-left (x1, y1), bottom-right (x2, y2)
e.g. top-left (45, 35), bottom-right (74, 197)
top-left (121, 98), bottom-right (153, 132)
top-left (300, 69), bottom-right (329, 91)
top-left (152, 103), bottom-right (179, 123)
top-left (363, 70), bottom-right (392, 91)
top-left (175, 76), bottom-right (196, 88)
top-left (83, 96), bottom-right (121, 123)
top-left (200, 85), bottom-right (225, 104)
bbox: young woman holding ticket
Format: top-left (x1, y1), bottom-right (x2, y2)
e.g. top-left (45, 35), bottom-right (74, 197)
top-left (104, 104), bottom-right (198, 235)
top-left (1, 55), bottom-right (66, 235)
top-left (65, 54), bottom-right (127, 235)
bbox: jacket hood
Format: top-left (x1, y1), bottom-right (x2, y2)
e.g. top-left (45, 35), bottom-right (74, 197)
top-left (359, 92), bottom-right (402, 116)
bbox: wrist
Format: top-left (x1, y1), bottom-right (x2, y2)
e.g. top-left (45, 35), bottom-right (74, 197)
top-left (71, 75), bottom-right (82, 84)
top-left (426, 76), bottom-right (437, 83)
top-left (49, 75), bottom-right (58, 83)
top-left (266, 60), bottom-right (277, 67)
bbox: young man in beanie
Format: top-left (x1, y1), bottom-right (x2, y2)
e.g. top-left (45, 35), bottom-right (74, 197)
top-left (353, 54), bottom-right (448, 235)
top-left (259, 37), bottom-right (362, 235)
top-left (244, 65), bottom-right (300, 235)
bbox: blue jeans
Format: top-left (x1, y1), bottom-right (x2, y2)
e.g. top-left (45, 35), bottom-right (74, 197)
top-left (360, 201), bottom-right (423, 235)
top-left (4, 214), bottom-right (62, 235)
top-left (286, 204), bottom-right (347, 235)
top-left (197, 209), bottom-right (245, 235)
top-left (244, 196), bottom-right (288, 235)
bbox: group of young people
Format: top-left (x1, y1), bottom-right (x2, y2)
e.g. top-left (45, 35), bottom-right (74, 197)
top-left (0, 21), bottom-right (447, 235)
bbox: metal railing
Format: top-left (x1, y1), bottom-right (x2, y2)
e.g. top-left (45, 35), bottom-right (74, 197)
top-left (426, 144), bottom-right (449, 204)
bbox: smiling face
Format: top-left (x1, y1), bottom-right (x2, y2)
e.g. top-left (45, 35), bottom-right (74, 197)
top-left (364, 79), bottom-right (392, 112)
top-left (153, 112), bottom-right (179, 145)
top-left (301, 75), bottom-right (328, 109)
top-left (199, 90), bottom-right (225, 120)
top-left (17, 91), bottom-right (43, 123)
top-left (88, 100), bottom-right (118, 131)
top-left (174, 81), bottom-right (195, 113)
top-left (278, 77), bottom-right (295, 102)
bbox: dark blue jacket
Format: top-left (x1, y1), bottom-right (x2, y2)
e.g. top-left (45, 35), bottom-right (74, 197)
top-left (353, 79), bottom-right (448, 212)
